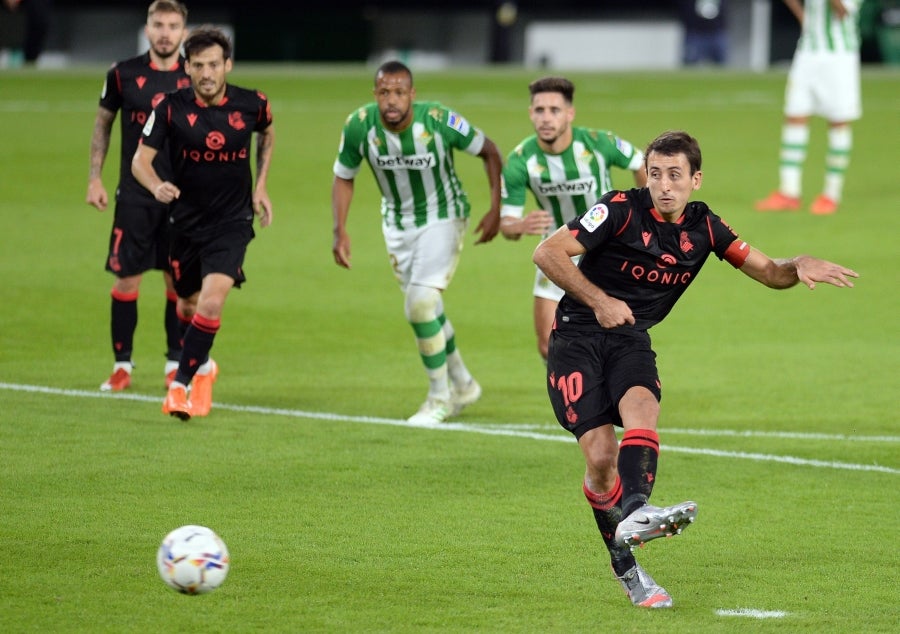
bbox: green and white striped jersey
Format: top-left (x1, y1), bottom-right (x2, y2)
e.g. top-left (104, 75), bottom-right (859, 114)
top-left (500, 127), bottom-right (643, 233)
top-left (797, 0), bottom-right (860, 53)
top-left (333, 101), bottom-right (485, 230)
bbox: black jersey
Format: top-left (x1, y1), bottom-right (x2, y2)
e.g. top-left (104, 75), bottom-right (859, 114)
top-left (99, 52), bottom-right (190, 204)
top-left (140, 84), bottom-right (273, 236)
top-left (558, 187), bottom-right (749, 331)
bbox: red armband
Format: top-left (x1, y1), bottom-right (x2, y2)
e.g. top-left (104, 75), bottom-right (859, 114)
top-left (724, 240), bottom-right (750, 268)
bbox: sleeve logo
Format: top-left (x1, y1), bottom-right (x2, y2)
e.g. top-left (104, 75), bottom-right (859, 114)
top-left (142, 110), bottom-right (156, 137)
top-left (579, 203), bottom-right (609, 232)
top-left (446, 111), bottom-right (471, 136)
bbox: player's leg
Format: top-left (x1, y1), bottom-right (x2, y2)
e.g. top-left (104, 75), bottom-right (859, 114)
top-left (432, 296), bottom-right (481, 416)
top-left (101, 274), bottom-right (141, 391)
top-left (403, 220), bottom-right (466, 423)
top-left (812, 55), bottom-right (860, 214)
top-left (163, 271), bottom-right (182, 388)
top-left (756, 54), bottom-right (814, 211)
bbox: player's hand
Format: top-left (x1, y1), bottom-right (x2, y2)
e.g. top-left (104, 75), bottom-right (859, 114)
top-left (333, 230), bottom-right (351, 269)
top-left (473, 208), bottom-right (501, 244)
top-left (153, 181), bottom-right (180, 204)
top-left (795, 256), bottom-right (858, 290)
top-left (521, 210), bottom-right (553, 235)
top-left (253, 191), bottom-right (272, 228)
top-left (86, 178), bottom-right (108, 211)
top-left (592, 295), bottom-right (635, 329)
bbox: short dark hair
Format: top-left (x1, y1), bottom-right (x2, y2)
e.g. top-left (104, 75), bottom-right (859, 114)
top-left (147, 0), bottom-right (188, 21)
top-left (183, 26), bottom-right (232, 61)
top-left (528, 76), bottom-right (574, 103)
top-left (645, 130), bottom-right (702, 174)
top-left (375, 60), bottom-right (413, 86)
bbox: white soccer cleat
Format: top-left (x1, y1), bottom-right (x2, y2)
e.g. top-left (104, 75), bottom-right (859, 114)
top-left (615, 501), bottom-right (698, 548)
top-left (407, 397), bottom-right (451, 424)
top-left (450, 378), bottom-right (482, 415)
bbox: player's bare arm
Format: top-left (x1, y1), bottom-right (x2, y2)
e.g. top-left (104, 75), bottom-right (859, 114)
top-left (500, 210), bottom-right (553, 240)
top-left (86, 106), bottom-right (117, 211)
top-left (132, 144), bottom-right (180, 204)
top-left (473, 137), bottom-right (504, 245)
top-left (829, 0), bottom-right (848, 19)
top-left (739, 247), bottom-right (859, 290)
top-left (331, 176), bottom-right (354, 269)
top-left (783, 0), bottom-right (804, 23)
top-left (252, 125), bottom-right (275, 228)
top-left (533, 226), bottom-right (635, 328)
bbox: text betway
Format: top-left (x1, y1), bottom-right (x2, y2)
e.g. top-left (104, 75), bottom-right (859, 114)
top-left (375, 154), bottom-right (435, 170)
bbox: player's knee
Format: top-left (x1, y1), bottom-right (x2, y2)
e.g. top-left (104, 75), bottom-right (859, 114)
top-left (405, 284), bottom-right (440, 323)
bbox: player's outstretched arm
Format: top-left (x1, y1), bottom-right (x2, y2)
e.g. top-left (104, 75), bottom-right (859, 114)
top-left (253, 126), bottom-right (275, 228)
top-left (740, 247), bottom-right (859, 290)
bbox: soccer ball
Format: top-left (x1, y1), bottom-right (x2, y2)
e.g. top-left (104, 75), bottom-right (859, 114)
top-left (156, 525), bottom-right (230, 594)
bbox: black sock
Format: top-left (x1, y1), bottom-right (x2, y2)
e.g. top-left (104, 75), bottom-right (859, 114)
top-left (164, 292), bottom-right (182, 362)
top-left (174, 314), bottom-right (219, 385)
top-left (618, 428), bottom-right (660, 518)
top-left (583, 479), bottom-right (634, 576)
top-left (110, 290), bottom-right (138, 363)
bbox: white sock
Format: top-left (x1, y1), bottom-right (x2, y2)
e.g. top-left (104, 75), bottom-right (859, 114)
top-left (779, 123), bottom-right (809, 198)
top-left (824, 126), bottom-right (852, 202)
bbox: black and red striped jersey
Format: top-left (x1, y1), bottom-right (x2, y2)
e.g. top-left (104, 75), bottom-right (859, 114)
top-left (99, 52), bottom-right (190, 203)
top-left (140, 84), bottom-right (273, 236)
top-left (559, 187), bottom-right (748, 331)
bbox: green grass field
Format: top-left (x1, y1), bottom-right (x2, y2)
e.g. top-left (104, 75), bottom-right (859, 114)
top-left (0, 63), bottom-right (898, 632)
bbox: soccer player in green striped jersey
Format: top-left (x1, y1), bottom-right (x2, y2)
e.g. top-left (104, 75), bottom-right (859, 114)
top-left (500, 76), bottom-right (646, 361)
top-left (756, 0), bottom-right (862, 215)
top-left (332, 60), bottom-right (503, 424)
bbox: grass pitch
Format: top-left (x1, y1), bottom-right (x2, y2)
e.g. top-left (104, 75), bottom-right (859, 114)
top-left (0, 64), bottom-right (898, 632)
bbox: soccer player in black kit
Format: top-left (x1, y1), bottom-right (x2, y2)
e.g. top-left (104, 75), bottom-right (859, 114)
top-left (533, 130), bottom-right (857, 608)
top-left (87, 1), bottom-right (191, 392)
top-left (132, 26), bottom-right (275, 420)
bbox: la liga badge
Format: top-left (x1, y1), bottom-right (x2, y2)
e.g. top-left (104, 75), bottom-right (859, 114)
top-left (580, 203), bottom-right (609, 232)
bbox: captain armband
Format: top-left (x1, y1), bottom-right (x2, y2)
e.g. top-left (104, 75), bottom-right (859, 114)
top-left (724, 240), bottom-right (750, 268)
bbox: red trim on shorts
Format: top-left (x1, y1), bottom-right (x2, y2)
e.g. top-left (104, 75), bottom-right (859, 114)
top-left (583, 477), bottom-right (622, 510)
top-left (192, 313), bottom-right (221, 334)
top-left (620, 428), bottom-right (660, 452)
top-left (110, 288), bottom-right (138, 302)
top-left (165, 290), bottom-right (178, 303)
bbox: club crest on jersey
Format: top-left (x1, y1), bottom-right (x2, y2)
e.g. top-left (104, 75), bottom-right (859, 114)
top-left (580, 203), bottom-right (609, 232)
top-left (228, 111), bottom-right (246, 130)
top-left (446, 111), bottom-right (470, 136)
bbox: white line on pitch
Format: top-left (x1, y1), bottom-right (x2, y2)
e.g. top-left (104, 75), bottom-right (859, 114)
top-left (716, 608), bottom-right (788, 619)
top-left (2, 382), bottom-right (898, 475)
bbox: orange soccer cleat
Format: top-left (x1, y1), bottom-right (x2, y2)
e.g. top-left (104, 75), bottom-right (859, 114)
top-left (190, 359), bottom-right (218, 417)
top-left (163, 384), bottom-right (192, 421)
top-left (100, 365), bottom-right (132, 392)
top-left (755, 191), bottom-right (801, 212)
top-left (810, 194), bottom-right (838, 215)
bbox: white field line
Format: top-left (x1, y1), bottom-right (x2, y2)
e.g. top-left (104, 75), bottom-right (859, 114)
top-left (2, 382), bottom-right (898, 475)
top-left (716, 609), bottom-right (788, 619)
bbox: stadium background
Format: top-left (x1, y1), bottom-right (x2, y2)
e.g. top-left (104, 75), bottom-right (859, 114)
top-left (4, 0), bottom-right (898, 68)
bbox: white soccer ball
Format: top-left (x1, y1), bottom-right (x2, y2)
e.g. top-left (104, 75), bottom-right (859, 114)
top-left (157, 525), bottom-right (230, 594)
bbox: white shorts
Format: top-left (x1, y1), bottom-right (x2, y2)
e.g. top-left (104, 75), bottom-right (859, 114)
top-left (533, 254), bottom-right (581, 302)
top-left (383, 218), bottom-right (466, 292)
top-left (785, 50), bottom-right (861, 122)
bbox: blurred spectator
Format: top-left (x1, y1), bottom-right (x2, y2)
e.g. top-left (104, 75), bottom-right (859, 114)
top-left (678, 0), bottom-right (729, 65)
top-left (1, 0), bottom-right (52, 63)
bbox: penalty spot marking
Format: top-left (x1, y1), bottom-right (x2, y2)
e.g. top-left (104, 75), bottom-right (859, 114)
top-left (716, 608), bottom-right (787, 619)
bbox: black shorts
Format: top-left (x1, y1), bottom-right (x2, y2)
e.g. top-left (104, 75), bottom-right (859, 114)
top-left (546, 327), bottom-right (661, 439)
top-left (104, 200), bottom-right (170, 277)
top-left (169, 223), bottom-right (254, 298)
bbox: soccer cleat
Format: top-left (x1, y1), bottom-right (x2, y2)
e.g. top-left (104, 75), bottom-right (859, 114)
top-left (190, 359), bottom-right (218, 417)
top-left (615, 562), bottom-right (673, 608)
top-left (615, 501), bottom-right (698, 548)
top-left (407, 397), bottom-right (451, 424)
top-left (162, 384), bottom-right (192, 421)
top-left (100, 364), bottom-right (132, 392)
top-left (450, 378), bottom-right (482, 415)
top-left (810, 194), bottom-right (838, 215)
top-left (755, 191), bottom-right (801, 212)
